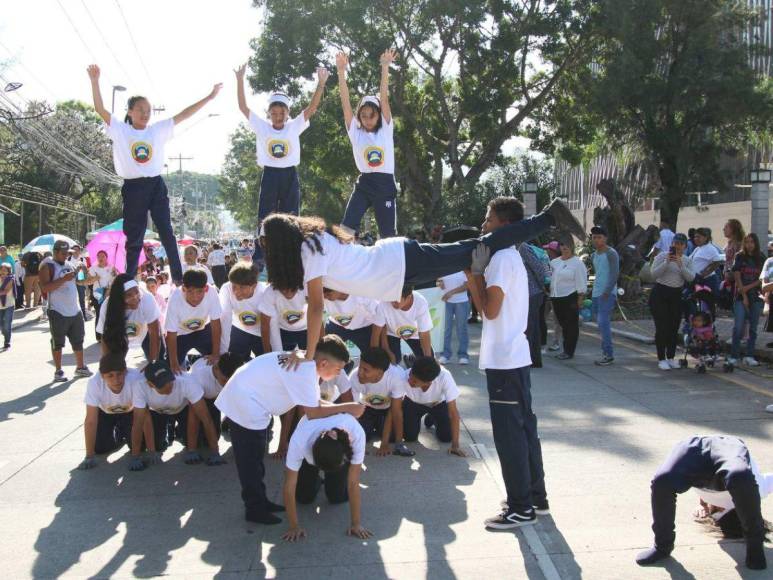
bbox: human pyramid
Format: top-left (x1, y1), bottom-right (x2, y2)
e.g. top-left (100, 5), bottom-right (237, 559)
top-left (60, 52), bottom-right (766, 567)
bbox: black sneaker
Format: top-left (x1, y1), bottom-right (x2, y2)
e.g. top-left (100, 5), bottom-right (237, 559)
top-left (543, 198), bottom-right (586, 240)
top-left (594, 355), bottom-right (614, 366)
top-left (245, 511), bottom-right (282, 525)
top-left (485, 508), bottom-right (536, 529)
top-left (265, 500), bottom-right (286, 513)
top-left (533, 500), bottom-right (550, 515)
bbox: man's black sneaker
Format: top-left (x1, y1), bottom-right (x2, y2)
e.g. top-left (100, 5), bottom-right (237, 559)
top-left (635, 546), bottom-right (672, 566)
top-left (265, 500), bottom-right (286, 513)
top-left (543, 198), bottom-right (586, 240)
top-left (594, 355), bottom-right (614, 366)
top-left (245, 511), bottom-right (282, 525)
top-left (533, 500), bottom-right (550, 516)
top-left (485, 508), bottom-right (536, 529)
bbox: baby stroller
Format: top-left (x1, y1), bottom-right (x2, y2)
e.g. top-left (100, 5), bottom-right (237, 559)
top-left (679, 284), bottom-right (723, 373)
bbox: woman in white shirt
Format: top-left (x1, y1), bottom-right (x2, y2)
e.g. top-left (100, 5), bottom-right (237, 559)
top-left (87, 64), bottom-right (221, 284)
top-left (549, 239), bottom-right (588, 359)
top-left (690, 228), bottom-right (723, 295)
top-left (206, 242), bottom-right (228, 289)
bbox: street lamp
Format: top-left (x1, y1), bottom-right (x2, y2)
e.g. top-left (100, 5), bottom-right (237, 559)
top-left (523, 180), bottom-right (538, 217)
top-left (111, 85), bottom-right (126, 113)
top-left (750, 167), bottom-right (771, 241)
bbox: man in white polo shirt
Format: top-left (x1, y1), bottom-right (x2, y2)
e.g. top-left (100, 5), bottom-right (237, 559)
top-left (466, 196), bottom-right (548, 530)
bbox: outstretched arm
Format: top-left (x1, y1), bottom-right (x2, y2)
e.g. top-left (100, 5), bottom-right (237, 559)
top-left (86, 65), bottom-right (110, 124)
top-left (379, 49), bottom-right (397, 124)
top-left (173, 83), bottom-right (222, 125)
top-left (335, 52), bottom-right (354, 130)
top-left (234, 64), bottom-right (251, 120)
top-left (303, 67), bottom-right (330, 120)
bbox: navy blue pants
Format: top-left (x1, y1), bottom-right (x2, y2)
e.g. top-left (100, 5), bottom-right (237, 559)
top-left (358, 407), bottom-right (389, 442)
top-left (324, 322), bottom-right (373, 355)
top-left (402, 213), bottom-right (553, 288)
top-left (172, 324), bottom-right (213, 365)
top-left (149, 407), bottom-right (188, 452)
top-left (649, 436), bottom-right (765, 551)
top-left (140, 331), bottom-right (165, 362)
top-left (174, 397), bottom-right (221, 448)
top-left (95, 410), bottom-right (133, 454)
top-left (122, 176), bottom-right (183, 282)
top-left (386, 335), bottom-right (427, 364)
top-left (486, 367), bottom-right (547, 513)
top-left (229, 326), bottom-right (264, 359)
top-left (253, 166), bottom-right (301, 262)
top-left (280, 328), bottom-right (307, 351)
top-left (342, 173), bottom-right (397, 238)
top-left (403, 398), bottom-right (451, 443)
top-left (296, 459), bottom-right (350, 505)
top-left (230, 420), bottom-right (270, 516)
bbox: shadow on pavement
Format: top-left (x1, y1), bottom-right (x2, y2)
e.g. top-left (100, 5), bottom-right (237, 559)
top-left (0, 380), bottom-right (74, 423)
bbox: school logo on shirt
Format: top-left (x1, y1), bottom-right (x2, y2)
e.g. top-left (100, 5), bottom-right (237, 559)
top-left (363, 393), bottom-right (391, 410)
top-left (283, 310), bottom-right (303, 325)
top-left (103, 404), bottom-right (133, 414)
top-left (238, 311), bottom-right (259, 326)
top-left (396, 325), bottom-right (418, 339)
top-left (333, 314), bottom-right (353, 327)
top-left (131, 141), bottom-right (153, 164)
top-left (364, 146), bottom-right (385, 168)
top-left (267, 139), bottom-right (290, 159)
top-left (125, 321), bottom-right (140, 338)
top-left (320, 389), bottom-right (333, 402)
top-left (154, 404), bottom-right (186, 415)
top-left (182, 318), bottom-right (206, 332)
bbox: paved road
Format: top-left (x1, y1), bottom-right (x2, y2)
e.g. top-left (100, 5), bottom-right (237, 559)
top-left (0, 317), bottom-right (771, 579)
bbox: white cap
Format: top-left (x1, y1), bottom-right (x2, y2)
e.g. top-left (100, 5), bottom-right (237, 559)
top-left (268, 92), bottom-right (290, 108)
top-left (358, 95), bottom-right (381, 110)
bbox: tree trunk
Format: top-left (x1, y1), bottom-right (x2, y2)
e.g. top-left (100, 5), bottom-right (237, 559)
top-left (657, 161), bottom-right (684, 230)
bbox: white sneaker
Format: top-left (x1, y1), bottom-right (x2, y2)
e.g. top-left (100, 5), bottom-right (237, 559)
top-left (658, 360), bottom-right (671, 371)
top-left (458, 357), bottom-right (469, 365)
top-left (726, 357), bottom-right (738, 365)
top-left (766, 404), bottom-right (773, 413)
top-left (437, 355), bottom-right (449, 364)
top-left (667, 359), bottom-right (680, 369)
top-left (743, 357), bottom-right (760, 367)
top-left (548, 343), bottom-right (561, 352)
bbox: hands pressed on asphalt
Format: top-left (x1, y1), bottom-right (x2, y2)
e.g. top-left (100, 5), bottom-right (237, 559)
top-left (184, 450), bottom-right (204, 465)
top-left (282, 527), bottom-right (307, 543)
top-left (347, 525), bottom-right (373, 539)
top-left (206, 452), bottom-right (226, 466)
top-left (77, 456), bottom-right (98, 470)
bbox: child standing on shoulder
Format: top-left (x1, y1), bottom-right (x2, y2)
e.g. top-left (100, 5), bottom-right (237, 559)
top-left (336, 49), bottom-right (398, 238)
top-left (87, 64), bottom-right (221, 283)
top-left (235, 63), bottom-right (329, 265)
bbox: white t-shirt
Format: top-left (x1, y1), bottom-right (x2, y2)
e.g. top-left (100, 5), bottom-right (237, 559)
top-left (319, 369), bottom-right (352, 402)
top-left (324, 294), bottom-right (378, 331)
top-left (249, 111), bottom-right (309, 168)
top-left (132, 374), bottom-right (204, 415)
top-left (403, 367), bottom-right (460, 407)
top-left (165, 285), bottom-right (222, 336)
top-left (83, 369), bottom-right (144, 414)
top-left (105, 115), bottom-right (174, 179)
top-left (374, 292), bottom-right (433, 340)
top-left (182, 263), bottom-right (215, 285)
top-left (690, 244), bottom-right (723, 275)
top-left (206, 249), bottom-right (226, 267)
top-left (219, 281), bottom-right (265, 340)
top-left (96, 289), bottom-right (161, 346)
top-left (259, 286), bottom-right (307, 331)
top-left (438, 272), bottom-right (468, 304)
top-left (347, 117), bottom-right (394, 174)
top-left (349, 364), bottom-right (406, 409)
top-left (286, 413), bottom-right (366, 471)
top-left (215, 353), bottom-right (320, 430)
top-left (301, 232), bottom-right (406, 302)
top-left (88, 265), bottom-right (115, 290)
top-left (479, 248), bottom-right (532, 370)
top-left (188, 357), bottom-right (223, 399)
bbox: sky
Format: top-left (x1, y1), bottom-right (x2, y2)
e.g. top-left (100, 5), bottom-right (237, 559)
top-left (0, 0), bottom-right (269, 175)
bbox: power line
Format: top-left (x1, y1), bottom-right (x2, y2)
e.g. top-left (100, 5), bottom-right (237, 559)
top-left (113, 0), bottom-right (159, 96)
top-left (79, 0), bottom-right (138, 88)
top-left (54, 0), bottom-right (99, 62)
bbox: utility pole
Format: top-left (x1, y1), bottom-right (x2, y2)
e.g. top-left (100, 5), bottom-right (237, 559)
top-left (169, 154), bottom-right (193, 236)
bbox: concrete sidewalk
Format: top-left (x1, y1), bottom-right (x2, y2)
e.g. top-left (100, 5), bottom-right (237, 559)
top-left (0, 317), bottom-right (771, 578)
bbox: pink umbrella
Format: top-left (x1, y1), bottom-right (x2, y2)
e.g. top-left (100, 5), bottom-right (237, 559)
top-left (177, 235), bottom-right (196, 246)
top-left (85, 230), bottom-right (146, 274)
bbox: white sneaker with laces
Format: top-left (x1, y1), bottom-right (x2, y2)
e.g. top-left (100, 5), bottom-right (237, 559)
top-left (743, 357), bottom-right (760, 367)
top-left (667, 359), bottom-right (680, 369)
top-left (658, 360), bottom-right (671, 371)
top-left (437, 355), bottom-right (449, 364)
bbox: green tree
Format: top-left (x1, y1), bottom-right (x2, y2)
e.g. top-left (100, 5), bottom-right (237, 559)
top-left (239, 0), bottom-right (597, 230)
top-left (537, 0), bottom-right (773, 228)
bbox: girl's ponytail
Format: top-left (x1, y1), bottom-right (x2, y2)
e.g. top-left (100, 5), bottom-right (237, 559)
top-left (103, 273), bottom-right (131, 355)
